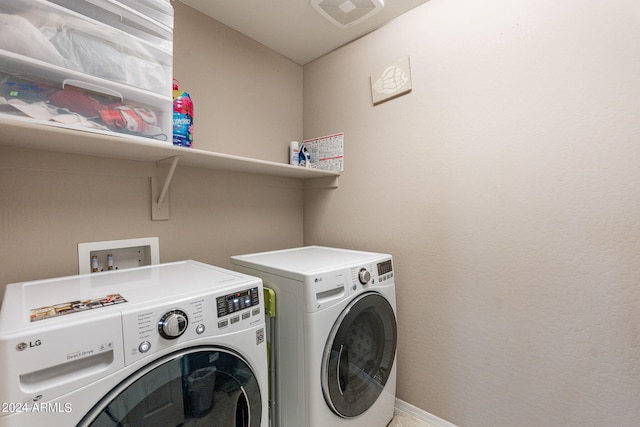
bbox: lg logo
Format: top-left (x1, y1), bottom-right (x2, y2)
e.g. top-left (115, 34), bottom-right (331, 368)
top-left (16, 340), bottom-right (41, 351)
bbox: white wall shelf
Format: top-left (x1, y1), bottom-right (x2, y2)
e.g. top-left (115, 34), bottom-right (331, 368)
top-left (0, 116), bottom-right (340, 181)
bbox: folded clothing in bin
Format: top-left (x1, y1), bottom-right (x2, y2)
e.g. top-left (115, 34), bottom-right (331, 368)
top-left (99, 106), bottom-right (161, 137)
top-left (48, 85), bottom-right (119, 117)
top-left (0, 14), bottom-right (65, 66)
top-left (0, 0), bottom-right (173, 140)
top-left (0, 4), bottom-right (171, 94)
top-left (50, 85), bottom-right (163, 137)
top-left (1, 81), bottom-right (165, 138)
top-left (0, 97), bottom-right (108, 130)
top-left (50, 27), bottom-right (167, 94)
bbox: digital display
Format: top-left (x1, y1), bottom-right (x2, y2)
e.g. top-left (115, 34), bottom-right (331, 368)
top-left (377, 260), bottom-right (393, 276)
top-left (216, 287), bottom-right (259, 318)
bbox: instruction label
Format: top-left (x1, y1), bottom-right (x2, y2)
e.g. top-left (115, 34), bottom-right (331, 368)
top-left (30, 294), bottom-right (127, 322)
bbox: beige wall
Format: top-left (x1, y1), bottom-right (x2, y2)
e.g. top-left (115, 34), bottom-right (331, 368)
top-left (173, 2), bottom-right (303, 162)
top-left (303, 0), bottom-right (640, 425)
top-left (0, 2), bottom-right (305, 289)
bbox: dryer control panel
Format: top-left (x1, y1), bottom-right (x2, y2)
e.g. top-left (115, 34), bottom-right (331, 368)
top-left (349, 259), bottom-right (394, 288)
top-left (304, 256), bottom-right (394, 313)
top-left (376, 259), bottom-right (394, 283)
top-left (377, 259), bottom-right (393, 276)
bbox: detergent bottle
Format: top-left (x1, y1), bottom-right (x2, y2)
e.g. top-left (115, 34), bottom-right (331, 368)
top-left (172, 79), bottom-right (193, 147)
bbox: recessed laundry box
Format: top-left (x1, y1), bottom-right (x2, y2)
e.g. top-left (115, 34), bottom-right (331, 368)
top-left (0, 0), bottom-right (173, 141)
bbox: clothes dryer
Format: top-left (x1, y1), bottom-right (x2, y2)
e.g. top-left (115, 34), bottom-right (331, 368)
top-left (0, 260), bottom-right (268, 427)
top-left (231, 246), bottom-right (397, 427)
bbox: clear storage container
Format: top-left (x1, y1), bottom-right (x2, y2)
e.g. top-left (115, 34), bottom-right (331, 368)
top-left (0, 0), bottom-right (173, 141)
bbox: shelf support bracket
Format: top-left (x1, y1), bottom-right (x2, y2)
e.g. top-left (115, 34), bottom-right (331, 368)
top-left (151, 156), bottom-right (181, 221)
top-left (304, 175), bottom-right (339, 190)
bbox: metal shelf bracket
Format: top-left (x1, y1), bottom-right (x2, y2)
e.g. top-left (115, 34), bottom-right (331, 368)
top-left (304, 175), bottom-right (339, 190)
top-left (151, 156), bottom-right (181, 221)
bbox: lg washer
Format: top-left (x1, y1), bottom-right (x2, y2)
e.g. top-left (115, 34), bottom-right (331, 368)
top-left (0, 260), bottom-right (268, 427)
top-left (231, 246), bottom-right (397, 427)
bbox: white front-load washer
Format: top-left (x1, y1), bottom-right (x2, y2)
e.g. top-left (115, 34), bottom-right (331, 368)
top-left (0, 260), bottom-right (268, 427)
top-left (231, 246), bottom-right (397, 427)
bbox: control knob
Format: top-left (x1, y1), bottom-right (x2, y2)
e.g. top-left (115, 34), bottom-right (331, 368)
top-left (158, 310), bottom-right (188, 339)
top-left (358, 268), bottom-right (371, 285)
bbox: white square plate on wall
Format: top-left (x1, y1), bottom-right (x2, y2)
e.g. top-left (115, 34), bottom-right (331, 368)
top-left (370, 56), bottom-right (413, 105)
top-left (78, 237), bottom-right (160, 274)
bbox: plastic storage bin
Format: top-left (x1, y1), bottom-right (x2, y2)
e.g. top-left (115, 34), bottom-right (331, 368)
top-left (0, 0), bottom-right (173, 141)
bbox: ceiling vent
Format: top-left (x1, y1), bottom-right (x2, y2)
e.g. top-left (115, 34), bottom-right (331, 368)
top-left (311, 0), bottom-right (385, 29)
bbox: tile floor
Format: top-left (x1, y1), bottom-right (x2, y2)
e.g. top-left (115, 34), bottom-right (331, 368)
top-left (388, 409), bottom-right (435, 427)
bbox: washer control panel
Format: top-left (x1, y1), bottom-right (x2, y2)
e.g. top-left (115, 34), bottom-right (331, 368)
top-left (157, 309), bottom-right (188, 339)
top-left (216, 287), bottom-right (260, 318)
top-left (215, 287), bottom-right (261, 330)
top-left (121, 284), bottom-right (262, 366)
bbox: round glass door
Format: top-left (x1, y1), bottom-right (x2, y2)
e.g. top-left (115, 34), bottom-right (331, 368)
top-left (79, 346), bottom-right (262, 427)
top-left (321, 292), bottom-right (397, 418)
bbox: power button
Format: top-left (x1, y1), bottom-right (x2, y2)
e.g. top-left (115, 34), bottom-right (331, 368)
top-left (139, 341), bottom-right (151, 353)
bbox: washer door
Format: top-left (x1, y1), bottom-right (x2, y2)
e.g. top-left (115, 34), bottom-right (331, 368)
top-left (321, 292), bottom-right (397, 418)
top-left (79, 346), bottom-right (262, 427)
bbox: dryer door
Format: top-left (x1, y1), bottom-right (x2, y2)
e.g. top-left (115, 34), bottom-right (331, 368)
top-left (79, 346), bottom-right (262, 427)
top-left (321, 292), bottom-right (397, 418)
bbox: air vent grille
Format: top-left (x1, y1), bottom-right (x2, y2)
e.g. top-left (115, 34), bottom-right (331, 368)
top-left (311, 0), bottom-right (384, 28)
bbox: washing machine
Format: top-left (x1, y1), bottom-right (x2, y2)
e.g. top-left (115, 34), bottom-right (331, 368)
top-left (0, 260), bottom-right (268, 427)
top-left (231, 246), bottom-right (397, 427)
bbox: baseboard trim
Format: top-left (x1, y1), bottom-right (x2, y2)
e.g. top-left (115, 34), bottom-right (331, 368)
top-left (395, 399), bottom-right (458, 427)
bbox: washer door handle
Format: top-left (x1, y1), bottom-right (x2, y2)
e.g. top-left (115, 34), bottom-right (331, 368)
top-left (338, 344), bottom-right (349, 396)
